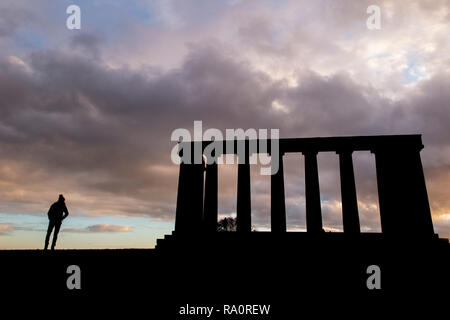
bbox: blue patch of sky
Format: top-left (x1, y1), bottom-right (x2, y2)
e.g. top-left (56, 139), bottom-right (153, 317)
top-left (11, 0), bottom-right (160, 52)
top-left (365, 48), bottom-right (428, 84)
top-left (14, 29), bottom-right (48, 50)
top-left (402, 55), bottom-right (428, 84)
top-left (70, 0), bottom-right (157, 26)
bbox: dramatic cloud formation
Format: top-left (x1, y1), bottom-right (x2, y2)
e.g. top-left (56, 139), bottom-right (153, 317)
top-left (0, 0), bottom-right (449, 248)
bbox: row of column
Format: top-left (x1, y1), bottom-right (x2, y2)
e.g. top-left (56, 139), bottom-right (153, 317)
top-left (271, 151), bottom-right (360, 234)
top-left (176, 148), bottom-right (434, 238)
top-left (234, 151), bottom-right (360, 234)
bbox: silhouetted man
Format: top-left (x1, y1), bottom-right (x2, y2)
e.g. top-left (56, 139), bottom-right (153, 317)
top-left (44, 194), bottom-right (69, 250)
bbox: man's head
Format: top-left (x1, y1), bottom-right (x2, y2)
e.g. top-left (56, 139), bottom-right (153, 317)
top-left (58, 194), bottom-right (65, 202)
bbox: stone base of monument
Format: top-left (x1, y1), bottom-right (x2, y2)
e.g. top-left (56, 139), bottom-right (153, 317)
top-left (155, 230), bottom-right (447, 253)
top-left (154, 231), bottom-right (448, 295)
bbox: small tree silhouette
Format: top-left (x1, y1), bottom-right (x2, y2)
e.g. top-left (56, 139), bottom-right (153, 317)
top-left (217, 217), bottom-right (237, 232)
top-left (217, 217), bottom-right (258, 232)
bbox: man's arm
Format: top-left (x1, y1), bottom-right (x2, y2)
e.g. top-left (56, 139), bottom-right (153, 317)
top-left (62, 204), bottom-right (69, 220)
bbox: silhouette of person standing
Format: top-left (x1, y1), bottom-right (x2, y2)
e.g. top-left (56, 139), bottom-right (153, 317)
top-left (44, 194), bottom-right (69, 250)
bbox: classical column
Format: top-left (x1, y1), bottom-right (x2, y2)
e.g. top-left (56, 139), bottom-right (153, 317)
top-left (237, 141), bottom-right (251, 232)
top-left (303, 151), bottom-right (323, 233)
top-left (203, 162), bottom-right (218, 233)
top-left (175, 162), bottom-right (187, 233)
top-left (337, 151), bottom-right (360, 234)
top-left (373, 144), bottom-right (434, 238)
top-left (187, 163), bottom-right (205, 232)
top-left (271, 153), bottom-right (286, 232)
top-left (174, 141), bottom-right (205, 234)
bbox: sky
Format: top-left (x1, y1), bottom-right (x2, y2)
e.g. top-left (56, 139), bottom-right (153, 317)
top-left (0, 0), bottom-right (449, 249)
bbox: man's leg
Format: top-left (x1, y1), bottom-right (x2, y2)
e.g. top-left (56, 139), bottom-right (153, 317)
top-left (44, 220), bottom-right (55, 250)
top-left (51, 221), bottom-right (62, 250)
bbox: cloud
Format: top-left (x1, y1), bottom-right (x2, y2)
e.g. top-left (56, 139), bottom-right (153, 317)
top-left (433, 214), bottom-right (450, 237)
top-left (0, 224), bottom-right (15, 234)
top-left (64, 224), bottom-right (133, 233)
top-left (70, 33), bottom-right (103, 59)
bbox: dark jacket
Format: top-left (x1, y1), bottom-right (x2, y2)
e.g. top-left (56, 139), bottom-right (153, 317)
top-left (48, 201), bottom-right (69, 221)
